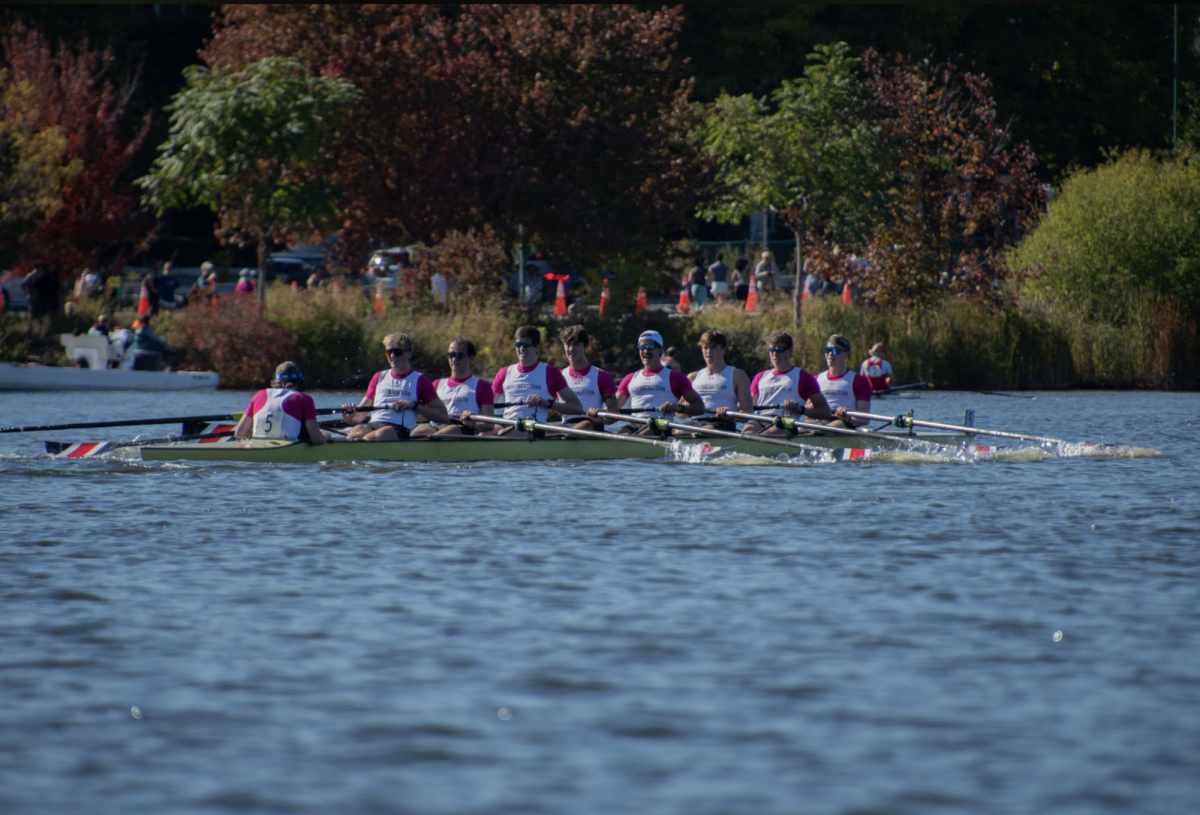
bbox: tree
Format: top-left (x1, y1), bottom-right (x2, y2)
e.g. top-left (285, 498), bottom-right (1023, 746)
top-left (200, 4), bottom-right (699, 269)
top-left (137, 57), bottom-right (359, 302)
top-left (697, 43), bottom-right (886, 325)
top-left (1, 24), bottom-right (154, 275)
top-left (857, 51), bottom-right (1044, 307)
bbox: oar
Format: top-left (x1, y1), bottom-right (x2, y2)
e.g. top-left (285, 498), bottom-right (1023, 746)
top-left (45, 430), bottom-right (234, 455)
top-left (845, 410), bottom-right (1067, 445)
top-left (719, 410), bottom-right (910, 443)
top-left (465, 414), bottom-right (671, 448)
top-left (491, 403), bottom-right (786, 412)
top-left (592, 411), bottom-right (817, 452)
top-left (878, 382), bottom-right (928, 394)
top-left (2, 407), bottom-right (350, 435)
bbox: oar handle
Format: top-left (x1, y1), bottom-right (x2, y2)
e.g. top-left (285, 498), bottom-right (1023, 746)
top-left (591, 411), bottom-right (813, 451)
top-left (489, 403), bottom-right (785, 412)
top-left (843, 410), bottom-right (1066, 445)
top-left (720, 410), bottom-right (900, 441)
top-left (465, 414), bottom-right (669, 447)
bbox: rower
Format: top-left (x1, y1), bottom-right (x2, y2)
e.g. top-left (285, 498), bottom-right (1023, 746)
top-left (687, 329), bottom-right (752, 433)
top-left (660, 346), bottom-right (683, 372)
top-left (724, 330), bottom-right (830, 435)
top-left (341, 332), bottom-right (449, 440)
top-left (557, 325), bottom-right (617, 432)
top-left (860, 342), bottom-right (893, 393)
top-left (490, 325), bottom-right (583, 438)
top-left (818, 334), bottom-right (872, 428)
top-left (591, 330), bottom-right (703, 436)
top-left (234, 361), bottom-right (329, 444)
top-left (429, 336), bottom-right (494, 435)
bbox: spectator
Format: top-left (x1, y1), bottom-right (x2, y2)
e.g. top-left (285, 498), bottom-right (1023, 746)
top-left (688, 255), bottom-right (708, 313)
top-left (88, 315), bottom-right (112, 337)
top-left (306, 266), bottom-right (329, 289)
top-left (754, 251), bottom-right (778, 291)
top-left (234, 269), bottom-right (256, 295)
top-left (157, 261), bottom-right (179, 308)
top-left (431, 271), bottom-right (448, 306)
top-left (22, 262), bottom-right (59, 318)
top-left (733, 257), bottom-right (750, 302)
top-left (189, 262), bottom-right (218, 301)
top-left (129, 314), bottom-right (172, 371)
top-left (708, 253), bottom-right (730, 305)
top-left (143, 260), bottom-right (162, 314)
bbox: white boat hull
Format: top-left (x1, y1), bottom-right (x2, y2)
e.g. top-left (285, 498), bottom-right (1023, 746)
top-left (0, 363), bottom-right (220, 391)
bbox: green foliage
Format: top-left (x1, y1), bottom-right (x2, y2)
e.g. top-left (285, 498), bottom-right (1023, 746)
top-left (697, 43), bottom-right (885, 243)
top-left (137, 57), bottom-right (360, 279)
top-left (1012, 151), bottom-right (1200, 325)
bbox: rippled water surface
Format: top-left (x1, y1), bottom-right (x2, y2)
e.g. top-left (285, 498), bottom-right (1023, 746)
top-left (2, 389), bottom-right (1198, 814)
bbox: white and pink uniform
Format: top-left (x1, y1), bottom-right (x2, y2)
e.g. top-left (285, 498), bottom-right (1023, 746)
top-left (363, 368), bottom-right (437, 429)
top-left (245, 388), bottom-right (317, 440)
top-left (492, 362), bottom-right (570, 422)
top-left (859, 356), bottom-right (893, 392)
top-left (750, 367), bottom-right (821, 416)
top-left (432, 375), bottom-right (493, 425)
top-left (817, 369), bottom-right (872, 412)
top-left (691, 365), bottom-right (740, 420)
top-left (617, 366), bottom-right (693, 418)
top-left (559, 364), bottom-right (616, 422)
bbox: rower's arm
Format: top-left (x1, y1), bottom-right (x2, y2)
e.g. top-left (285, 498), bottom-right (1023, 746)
top-left (234, 412), bottom-right (253, 439)
top-left (733, 369), bottom-right (753, 413)
top-left (416, 397), bottom-right (451, 425)
top-left (804, 392), bottom-right (832, 422)
top-left (677, 387), bottom-right (706, 417)
top-left (552, 386), bottom-right (583, 417)
top-left (851, 400), bottom-right (871, 427)
top-left (601, 394), bottom-right (619, 423)
top-left (304, 418), bottom-right (328, 445)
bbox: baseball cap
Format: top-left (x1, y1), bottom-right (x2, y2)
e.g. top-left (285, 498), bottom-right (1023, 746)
top-left (870, 343), bottom-right (885, 355)
top-left (637, 330), bottom-right (663, 348)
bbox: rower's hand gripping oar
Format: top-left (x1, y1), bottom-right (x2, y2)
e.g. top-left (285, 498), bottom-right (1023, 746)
top-left (719, 410), bottom-right (909, 443)
top-left (844, 409), bottom-right (1068, 445)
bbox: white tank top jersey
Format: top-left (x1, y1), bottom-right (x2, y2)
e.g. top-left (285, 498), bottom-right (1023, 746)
top-left (559, 364), bottom-right (603, 422)
top-left (817, 369), bottom-right (861, 413)
top-left (370, 369), bottom-right (422, 429)
top-left (502, 362), bottom-right (551, 422)
top-left (435, 376), bottom-right (482, 425)
top-left (253, 388), bottom-right (304, 440)
top-left (626, 367), bottom-right (676, 417)
top-left (691, 365), bottom-right (739, 418)
top-left (755, 368), bottom-right (806, 417)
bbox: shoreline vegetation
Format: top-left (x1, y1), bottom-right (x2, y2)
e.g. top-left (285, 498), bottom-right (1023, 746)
top-left (4, 283), bottom-right (1189, 392)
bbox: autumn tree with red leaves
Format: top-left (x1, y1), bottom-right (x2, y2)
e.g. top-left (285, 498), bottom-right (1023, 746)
top-left (1, 23), bottom-right (154, 277)
top-left (201, 4), bottom-right (698, 268)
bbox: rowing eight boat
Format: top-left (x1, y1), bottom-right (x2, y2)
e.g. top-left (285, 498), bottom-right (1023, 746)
top-left (138, 428), bottom-right (964, 463)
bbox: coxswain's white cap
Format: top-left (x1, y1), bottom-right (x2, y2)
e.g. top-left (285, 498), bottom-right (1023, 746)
top-left (638, 330), bottom-right (663, 348)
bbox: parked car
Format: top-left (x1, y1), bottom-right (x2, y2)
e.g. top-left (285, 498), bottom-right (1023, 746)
top-left (266, 251), bottom-right (326, 286)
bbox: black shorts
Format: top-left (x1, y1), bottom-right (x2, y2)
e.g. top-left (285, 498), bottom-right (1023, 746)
top-left (561, 418), bottom-right (605, 433)
top-left (362, 421), bottom-right (411, 439)
top-left (697, 419), bottom-right (738, 433)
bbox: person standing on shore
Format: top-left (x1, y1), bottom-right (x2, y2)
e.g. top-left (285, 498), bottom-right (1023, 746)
top-left (688, 256), bottom-right (708, 313)
top-left (708, 253), bottom-right (730, 305)
top-left (754, 251), bottom-right (778, 291)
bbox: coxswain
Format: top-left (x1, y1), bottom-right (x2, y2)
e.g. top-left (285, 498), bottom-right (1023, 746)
top-left (235, 361), bottom-right (329, 444)
top-left (687, 329), bottom-right (752, 433)
top-left (817, 334), bottom-right (872, 428)
top-left (726, 331), bottom-right (831, 435)
top-left (557, 324), bottom-right (618, 432)
top-left (592, 330), bottom-right (703, 436)
top-left (490, 325), bottom-right (584, 438)
top-left (429, 336), bottom-right (494, 435)
top-left (860, 342), bottom-right (893, 393)
top-left (129, 314), bottom-right (172, 370)
top-left (341, 332), bottom-right (449, 440)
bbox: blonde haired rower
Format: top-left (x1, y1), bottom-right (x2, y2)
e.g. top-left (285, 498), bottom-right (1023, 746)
top-left (341, 332), bottom-right (450, 440)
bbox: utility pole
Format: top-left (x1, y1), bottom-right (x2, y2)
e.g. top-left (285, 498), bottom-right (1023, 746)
top-left (791, 202), bottom-right (805, 329)
top-left (1174, 3), bottom-right (1179, 149)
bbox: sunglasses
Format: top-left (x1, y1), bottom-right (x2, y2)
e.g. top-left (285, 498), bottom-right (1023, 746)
top-left (386, 348), bottom-right (409, 356)
top-left (768, 346), bottom-right (790, 353)
top-left (637, 344), bottom-right (659, 352)
top-left (514, 341), bottom-right (536, 349)
top-left (446, 351), bottom-right (469, 360)
top-left (824, 347), bottom-right (844, 355)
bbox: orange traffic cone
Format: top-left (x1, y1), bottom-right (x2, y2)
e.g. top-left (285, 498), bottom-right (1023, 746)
top-left (842, 281), bottom-right (852, 305)
top-left (599, 281), bottom-right (611, 315)
top-left (745, 277), bottom-right (759, 313)
top-left (331, 280), bottom-right (340, 299)
top-left (374, 279), bottom-right (386, 314)
top-left (678, 285), bottom-right (690, 314)
top-left (554, 278), bottom-right (567, 316)
top-left (291, 280), bottom-right (299, 296)
top-left (137, 286), bottom-right (150, 316)
top-left (802, 284), bottom-right (809, 300)
top-left (636, 286), bottom-right (647, 314)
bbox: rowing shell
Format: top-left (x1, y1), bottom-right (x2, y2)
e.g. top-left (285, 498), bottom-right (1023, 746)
top-left (138, 429), bottom-right (964, 463)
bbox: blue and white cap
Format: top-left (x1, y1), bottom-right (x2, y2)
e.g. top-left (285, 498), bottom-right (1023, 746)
top-left (637, 330), bottom-right (664, 348)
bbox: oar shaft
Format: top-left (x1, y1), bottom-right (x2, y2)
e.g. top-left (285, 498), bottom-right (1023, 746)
top-left (1, 413), bottom-right (238, 434)
top-left (845, 410), bottom-right (1064, 444)
top-left (593, 411), bottom-right (812, 451)
top-left (466, 414), bottom-right (669, 447)
top-left (721, 410), bottom-right (904, 442)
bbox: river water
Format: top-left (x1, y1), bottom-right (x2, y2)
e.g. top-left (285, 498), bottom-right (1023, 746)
top-left (1, 388), bottom-right (1197, 814)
